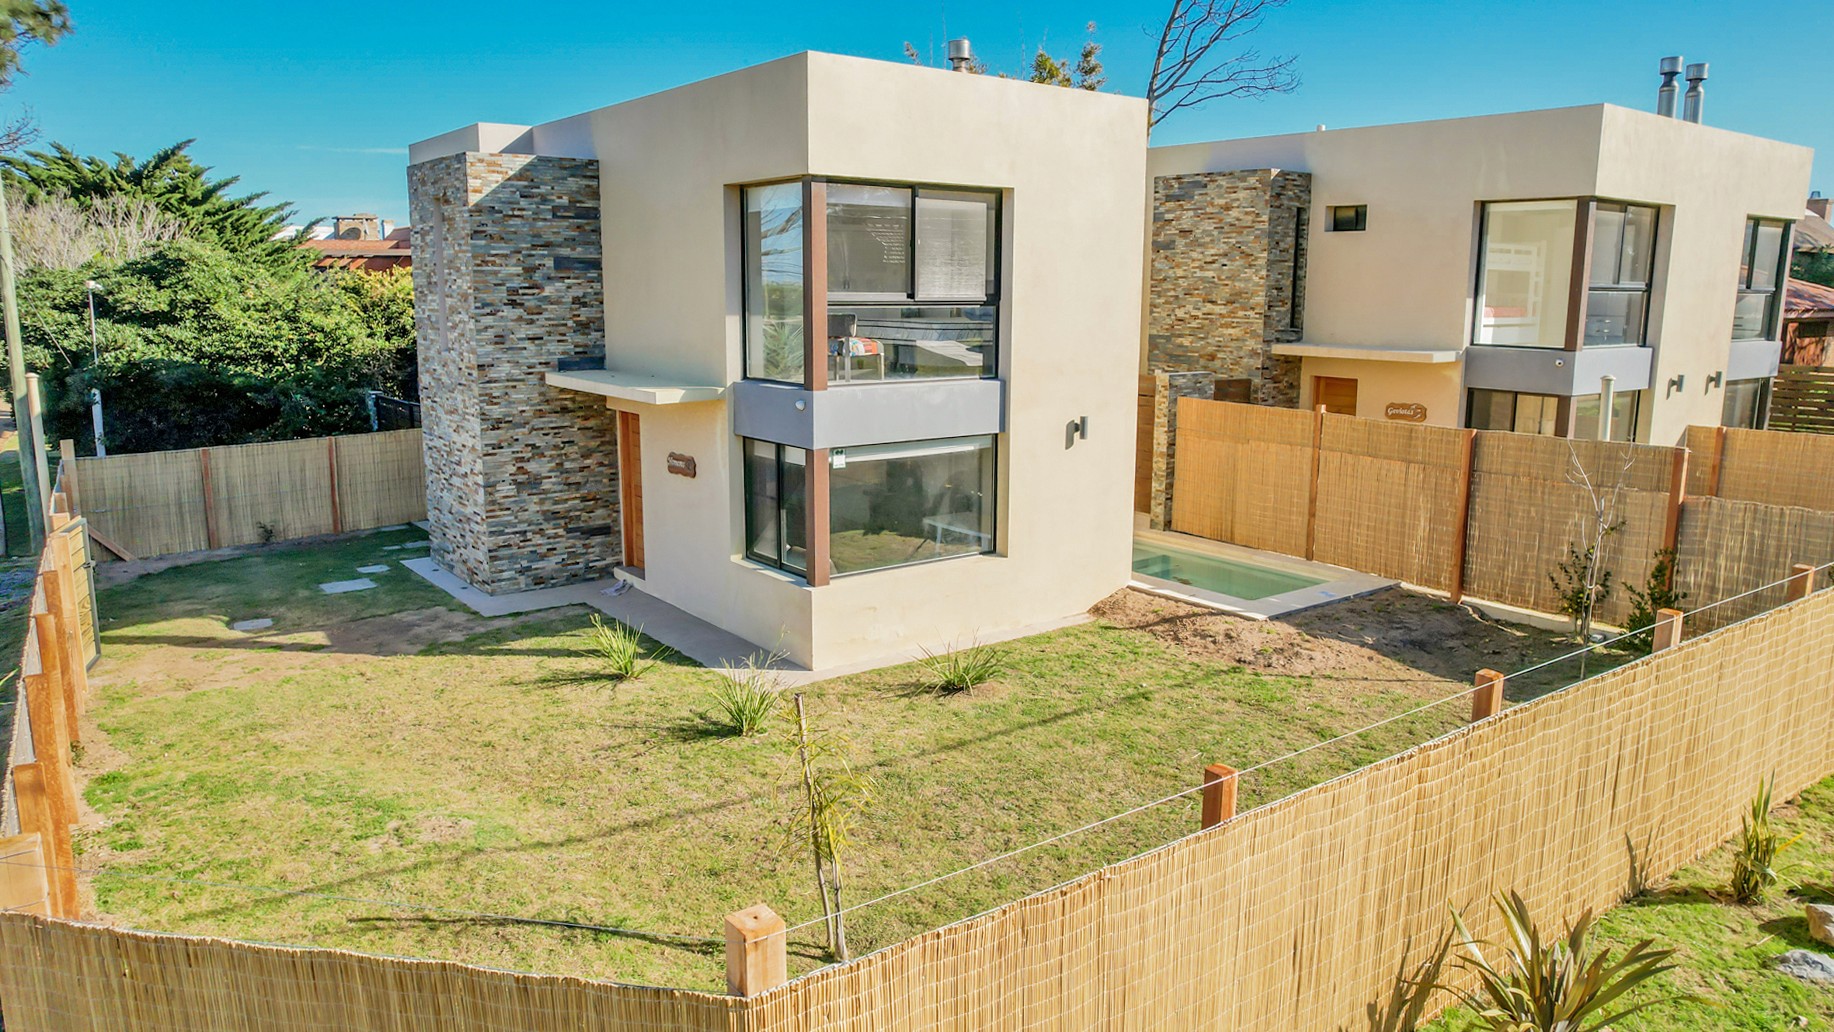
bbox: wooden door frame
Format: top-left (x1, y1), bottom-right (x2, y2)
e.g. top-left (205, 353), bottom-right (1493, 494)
top-left (616, 410), bottom-right (644, 573)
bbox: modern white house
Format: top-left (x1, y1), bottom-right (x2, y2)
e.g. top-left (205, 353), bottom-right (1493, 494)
top-left (407, 52), bottom-right (1147, 670)
top-left (1145, 85), bottom-right (1815, 445)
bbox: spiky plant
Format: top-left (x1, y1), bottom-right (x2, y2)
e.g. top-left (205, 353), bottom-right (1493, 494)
top-left (708, 650), bottom-right (785, 737)
top-left (1444, 891), bottom-right (1680, 1032)
top-left (576, 614), bottom-right (665, 684)
top-left (1730, 774), bottom-right (1802, 904)
top-left (917, 641), bottom-right (1008, 694)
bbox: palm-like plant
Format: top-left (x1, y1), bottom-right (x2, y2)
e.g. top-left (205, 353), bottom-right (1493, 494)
top-left (1730, 774), bottom-right (1802, 904)
top-left (1445, 891), bottom-right (1679, 1032)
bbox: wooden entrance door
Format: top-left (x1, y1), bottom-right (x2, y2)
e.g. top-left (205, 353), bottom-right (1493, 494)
top-left (617, 411), bottom-right (645, 571)
top-left (1314, 376), bottom-right (1358, 416)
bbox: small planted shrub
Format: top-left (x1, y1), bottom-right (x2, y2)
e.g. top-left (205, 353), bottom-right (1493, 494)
top-left (1730, 774), bottom-right (1801, 904)
top-left (1624, 548), bottom-right (1687, 653)
top-left (709, 652), bottom-right (785, 736)
top-left (1445, 891), bottom-right (1680, 1031)
top-left (917, 641), bottom-right (1007, 695)
top-left (577, 614), bottom-right (665, 683)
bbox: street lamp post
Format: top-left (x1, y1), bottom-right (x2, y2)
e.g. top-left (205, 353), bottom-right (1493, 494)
top-left (85, 279), bottom-right (105, 457)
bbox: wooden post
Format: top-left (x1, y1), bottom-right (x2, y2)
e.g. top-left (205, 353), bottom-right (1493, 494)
top-left (1472, 668), bottom-right (1506, 723)
top-left (1449, 428), bottom-right (1478, 602)
top-left (32, 611), bottom-right (78, 749)
top-left (724, 903), bottom-right (787, 997)
top-left (1787, 563), bottom-right (1817, 603)
top-left (1652, 608), bottom-right (1684, 652)
top-left (1200, 763), bottom-right (1238, 830)
top-left (1304, 404), bottom-right (1325, 560)
top-left (805, 449), bottom-right (830, 587)
top-left (58, 439), bottom-right (76, 515)
top-left (200, 447), bottom-right (221, 550)
top-left (1707, 425), bottom-right (1728, 498)
top-left (12, 764), bottom-right (76, 918)
top-left (43, 536), bottom-right (89, 722)
top-left (327, 436), bottom-right (344, 534)
top-left (801, 178), bottom-right (828, 393)
top-left (0, 833), bottom-right (50, 916)
top-left (1662, 446), bottom-right (1688, 562)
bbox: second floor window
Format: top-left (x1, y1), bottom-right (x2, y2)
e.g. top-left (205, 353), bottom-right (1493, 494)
top-left (1584, 202), bottom-right (1656, 346)
top-left (1733, 217), bottom-right (1788, 341)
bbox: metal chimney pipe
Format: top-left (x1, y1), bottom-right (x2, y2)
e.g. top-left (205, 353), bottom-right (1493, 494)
top-left (1682, 62), bottom-right (1708, 123)
top-left (947, 38), bottom-right (974, 72)
top-left (1656, 56), bottom-right (1683, 117)
top-left (1598, 375), bottom-right (1617, 441)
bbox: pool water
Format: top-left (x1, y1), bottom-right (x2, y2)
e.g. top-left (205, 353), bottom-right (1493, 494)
top-left (1131, 541), bottom-right (1326, 600)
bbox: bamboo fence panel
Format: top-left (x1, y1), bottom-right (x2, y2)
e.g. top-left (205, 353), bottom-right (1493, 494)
top-left (1689, 426), bottom-right (1834, 512)
top-left (1312, 415), bottom-right (1466, 590)
top-left (69, 450), bottom-right (208, 558)
top-left (1170, 400), bottom-right (1311, 558)
top-left (206, 438), bottom-right (337, 547)
top-left (335, 429), bottom-right (428, 529)
top-left (0, 579), bottom-right (1830, 1030)
top-left (1677, 497), bottom-right (1834, 630)
top-left (1462, 434), bottom-right (1672, 626)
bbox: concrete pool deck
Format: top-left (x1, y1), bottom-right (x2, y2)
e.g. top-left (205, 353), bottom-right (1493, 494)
top-left (1129, 525), bottom-right (1396, 619)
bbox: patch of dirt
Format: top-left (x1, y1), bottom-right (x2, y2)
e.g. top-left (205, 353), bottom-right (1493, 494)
top-left (1092, 586), bottom-right (1551, 686)
top-left (324, 606), bottom-right (495, 656)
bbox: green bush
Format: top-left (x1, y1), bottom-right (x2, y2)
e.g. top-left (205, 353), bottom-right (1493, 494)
top-left (1624, 549), bottom-right (1687, 653)
top-left (708, 653), bottom-right (784, 736)
top-left (917, 641), bottom-right (1007, 694)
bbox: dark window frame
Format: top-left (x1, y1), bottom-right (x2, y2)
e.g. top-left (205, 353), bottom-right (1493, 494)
top-left (1583, 200), bottom-right (1658, 347)
top-left (1734, 216), bottom-right (1791, 341)
top-left (1327, 205), bottom-right (1366, 232)
top-left (742, 438), bottom-right (808, 576)
top-left (1287, 206), bottom-right (1307, 331)
top-left (738, 178), bottom-right (812, 388)
top-left (1471, 196), bottom-right (1665, 352)
top-left (827, 434), bottom-right (1000, 578)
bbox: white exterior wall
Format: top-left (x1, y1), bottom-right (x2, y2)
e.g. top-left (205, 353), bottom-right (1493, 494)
top-left (1149, 105), bottom-right (1814, 444)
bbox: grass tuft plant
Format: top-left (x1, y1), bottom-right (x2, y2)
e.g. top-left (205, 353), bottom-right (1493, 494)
top-left (708, 651), bottom-right (786, 736)
top-left (577, 614), bottom-right (666, 684)
top-left (1444, 890), bottom-right (1681, 1032)
top-left (917, 641), bottom-right (1008, 694)
top-left (1730, 774), bottom-right (1801, 904)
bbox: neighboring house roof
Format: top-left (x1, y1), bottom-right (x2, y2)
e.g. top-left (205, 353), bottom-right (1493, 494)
top-left (1786, 277), bottom-right (1834, 319)
top-left (300, 229), bottom-right (411, 272)
top-left (1796, 211), bottom-right (1834, 252)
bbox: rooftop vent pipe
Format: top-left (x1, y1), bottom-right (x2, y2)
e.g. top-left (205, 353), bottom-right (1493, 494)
top-left (1656, 56), bottom-right (1682, 117)
top-left (947, 38), bottom-right (974, 72)
top-left (1682, 62), bottom-right (1708, 123)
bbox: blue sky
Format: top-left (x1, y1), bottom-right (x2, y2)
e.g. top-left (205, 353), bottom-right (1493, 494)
top-left (8, 0), bottom-right (1824, 226)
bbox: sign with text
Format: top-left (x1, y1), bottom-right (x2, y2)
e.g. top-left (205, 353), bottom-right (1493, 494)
top-left (666, 453), bottom-right (697, 478)
top-left (1384, 402), bottom-right (1428, 423)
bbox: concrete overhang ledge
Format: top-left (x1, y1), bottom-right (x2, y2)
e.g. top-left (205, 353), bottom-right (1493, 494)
top-left (546, 368), bottom-right (726, 405)
top-left (1271, 342), bottom-right (1462, 364)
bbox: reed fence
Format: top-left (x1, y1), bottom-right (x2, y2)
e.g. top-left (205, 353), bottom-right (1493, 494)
top-left (61, 430), bottom-right (426, 561)
top-left (1169, 400), bottom-right (1834, 629)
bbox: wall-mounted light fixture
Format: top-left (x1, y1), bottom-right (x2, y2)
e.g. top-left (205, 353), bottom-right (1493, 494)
top-left (1065, 415), bottom-right (1089, 449)
top-left (1705, 371), bottom-right (1724, 391)
top-left (1666, 374), bottom-right (1686, 397)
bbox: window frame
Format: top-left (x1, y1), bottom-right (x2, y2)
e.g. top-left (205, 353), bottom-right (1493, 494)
top-left (1734, 216), bottom-right (1791, 342)
top-left (739, 178), bottom-right (812, 388)
top-left (1327, 205), bottom-right (1366, 232)
top-left (741, 438), bottom-right (808, 575)
top-left (827, 433), bottom-right (1000, 577)
top-left (1472, 196), bottom-right (1665, 351)
top-left (1582, 201), bottom-right (1658, 348)
top-left (1721, 377), bottom-right (1771, 429)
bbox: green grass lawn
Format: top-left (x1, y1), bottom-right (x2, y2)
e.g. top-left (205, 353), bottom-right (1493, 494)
top-left (1425, 775), bottom-right (1834, 1031)
top-left (77, 530), bottom-right (1623, 991)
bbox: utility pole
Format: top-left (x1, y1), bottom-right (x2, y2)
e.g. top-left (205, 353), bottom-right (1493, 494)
top-left (0, 175), bottom-right (45, 551)
top-left (85, 280), bottom-right (105, 457)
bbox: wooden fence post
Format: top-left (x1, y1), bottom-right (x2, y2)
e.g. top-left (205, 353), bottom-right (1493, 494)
top-left (42, 538), bottom-right (89, 724)
top-left (724, 904), bottom-right (787, 997)
top-left (12, 764), bottom-right (76, 917)
top-left (0, 833), bottom-right (50, 916)
top-left (1304, 404), bottom-right (1325, 561)
top-left (1200, 763), bottom-right (1239, 830)
top-left (1787, 563), bottom-right (1818, 602)
top-left (327, 436), bottom-right (344, 534)
top-left (1449, 428), bottom-right (1478, 602)
top-left (1471, 668), bottom-right (1506, 723)
top-left (200, 447), bottom-right (221, 550)
top-left (1652, 608), bottom-right (1684, 652)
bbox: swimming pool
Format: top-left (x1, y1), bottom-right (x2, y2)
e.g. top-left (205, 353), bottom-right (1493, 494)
top-left (1131, 541), bottom-right (1324, 600)
top-left (1128, 527), bottom-right (1395, 619)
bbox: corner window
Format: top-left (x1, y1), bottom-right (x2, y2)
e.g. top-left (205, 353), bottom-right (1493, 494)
top-left (743, 439), bottom-right (807, 574)
top-left (1721, 378), bottom-right (1769, 429)
top-left (1584, 203), bottom-right (1656, 346)
top-left (741, 183), bottom-right (806, 384)
top-left (1467, 388), bottom-right (1561, 435)
top-left (1475, 200), bottom-right (1577, 348)
top-left (1328, 205), bottom-right (1366, 232)
top-left (1733, 217), bottom-right (1789, 341)
top-left (829, 435), bottom-right (995, 575)
top-left (1573, 390), bottom-right (1641, 442)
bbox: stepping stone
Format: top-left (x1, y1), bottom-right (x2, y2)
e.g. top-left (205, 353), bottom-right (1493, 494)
top-left (356, 565), bottom-right (389, 574)
top-left (230, 618), bottom-right (273, 632)
top-left (1774, 949), bottom-right (1834, 984)
top-left (319, 579), bottom-right (377, 595)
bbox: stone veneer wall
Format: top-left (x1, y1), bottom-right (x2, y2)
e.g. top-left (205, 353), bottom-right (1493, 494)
top-left (408, 152), bottom-right (621, 594)
top-left (1147, 169), bottom-right (1311, 408)
top-left (1146, 370), bottom-right (1219, 530)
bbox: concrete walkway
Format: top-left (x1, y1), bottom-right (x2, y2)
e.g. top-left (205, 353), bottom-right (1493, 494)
top-left (403, 556), bottom-right (1088, 687)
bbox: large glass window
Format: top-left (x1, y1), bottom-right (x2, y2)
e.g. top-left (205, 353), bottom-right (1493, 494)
top-left (1467, 388), bottom-right (1562, 435)
top-left (1734, 217), bottom-right (1789, 341)
top-left (743, 440), bottom-right (807, 574)
top-left (1722, 378), bottom-right (1770, 429)
top-left (1573, 390), bottom-right (1641, 442)
top-left (828, 435), bottom-right (995, 575)
top-left (1475, 200), bottom-right (1577, 348)
top-left (1584, 203), bottom-right (1656, 346)
top-left (742, 183), bottom-right (806, 383)
top-left (827, 184), bottom-right (911, 298)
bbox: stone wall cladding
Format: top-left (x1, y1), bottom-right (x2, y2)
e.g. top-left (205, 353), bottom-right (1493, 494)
top-left (1147, 371), bottom-right (1218, 530)
top-left (1147, 169), bottom-right (1311, 408)
top-left (409, 152), bottom-right (621, 595)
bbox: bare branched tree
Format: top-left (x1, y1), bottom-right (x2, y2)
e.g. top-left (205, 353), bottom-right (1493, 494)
top-left (8, 191), bottom-right (185, 269)
top-left (1146, 0), bottom-right (1299, 130)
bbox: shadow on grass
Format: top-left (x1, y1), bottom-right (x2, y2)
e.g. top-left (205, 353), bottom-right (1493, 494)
top-left (343, 914), bottom-right (731, 958)
top-left (1345, 928), bottom-right (1453, 1032)
top-left (1756, 913), bottom-right (1821, 953)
